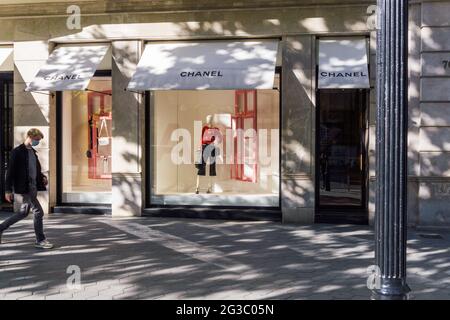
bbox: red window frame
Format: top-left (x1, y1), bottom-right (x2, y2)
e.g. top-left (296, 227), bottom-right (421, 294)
top-left (230, 90), bottom-right (258, 183)
top-left (87, 90), bottom-right (112, 180)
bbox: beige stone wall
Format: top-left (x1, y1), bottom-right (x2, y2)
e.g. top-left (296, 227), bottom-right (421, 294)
top-left (2, 0), bottom-right (448, 226)
top-left (367, 1), bottom-right (450, 228)
top-left (0, 0), bottom-right (376, 18)
top-left (0, 1), bottom-right (378, 222)
top-left (0, 3), bottom-right (375, 43)
top-left (281, 35), bottom-right (316, 224)
top-left (408, 3), bottom-right (422, 227)
top-left (111, 40), bottom-right (142, 216)
top-left (414, 1), bottom-right (450, 227)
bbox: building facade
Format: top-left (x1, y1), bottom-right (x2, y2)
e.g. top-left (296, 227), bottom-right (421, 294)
top-left (0, 0), bottom-right (449, 227)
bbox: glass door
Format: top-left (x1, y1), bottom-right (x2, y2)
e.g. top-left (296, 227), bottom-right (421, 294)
top-left (0, 73), bottom-right (13, 209)
top-left (317, 89), bottom-right (368, 222)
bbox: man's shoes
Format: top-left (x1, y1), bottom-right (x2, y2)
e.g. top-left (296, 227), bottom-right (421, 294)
top-left (35, 239), bottom-right (54, 249)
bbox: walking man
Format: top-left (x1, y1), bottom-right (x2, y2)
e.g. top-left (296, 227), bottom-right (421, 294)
top-left (0, 128), bottom-right (53, 249)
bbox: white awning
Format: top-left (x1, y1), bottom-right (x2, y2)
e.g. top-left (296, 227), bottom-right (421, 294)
top-left (318, 38), bottom-right (370, 89)
top-left (0, 47), bottom-right (13, 72)
top-left (26, 44), bottom-right (110, 92)
top-left (127, 40), bottom-right (279, 91)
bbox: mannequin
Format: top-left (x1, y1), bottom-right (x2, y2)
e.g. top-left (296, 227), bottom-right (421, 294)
top-left (196, 115), bottom-right (221, 194)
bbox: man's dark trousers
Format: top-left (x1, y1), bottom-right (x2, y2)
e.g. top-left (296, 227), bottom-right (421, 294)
top-left (0, 186), bottom-right (46, 242)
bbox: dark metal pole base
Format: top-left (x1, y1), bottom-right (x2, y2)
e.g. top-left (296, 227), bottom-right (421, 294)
top-left (371, 279), bottom-right (411, 300)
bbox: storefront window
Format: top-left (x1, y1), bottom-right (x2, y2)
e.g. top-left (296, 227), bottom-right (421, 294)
top-left (150, 78), bottom-right (280, 207)
top-left (61, 76), bottom-right (112, 203)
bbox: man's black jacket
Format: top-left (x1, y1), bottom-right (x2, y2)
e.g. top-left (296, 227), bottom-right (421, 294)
top-left (5, 143), bottom-right (47, 194)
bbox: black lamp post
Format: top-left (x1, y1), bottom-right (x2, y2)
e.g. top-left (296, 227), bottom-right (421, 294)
top-left (372, 0), bottom-right (411, 300)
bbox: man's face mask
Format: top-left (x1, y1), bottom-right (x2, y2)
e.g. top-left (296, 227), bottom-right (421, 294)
top-left (31, 139), bottom-right (40, 147)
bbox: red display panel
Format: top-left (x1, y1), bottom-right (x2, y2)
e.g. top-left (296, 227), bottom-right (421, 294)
top-left (87, 91), bottom-right (112, 180)
top-left (231, 90), bottom-right (258, 183)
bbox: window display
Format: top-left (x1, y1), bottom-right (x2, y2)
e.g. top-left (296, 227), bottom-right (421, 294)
top-left (150, 85), bottom-right (280, 207)
top-left (195, 115), bottom-right (222, 194)
top-left (87, 91), bottom-right (112, 180)
top-left (61, 77), bottom-right (112, 204)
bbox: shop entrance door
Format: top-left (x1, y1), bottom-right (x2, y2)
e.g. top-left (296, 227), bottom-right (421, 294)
top-left (0, 73), bottom-right (13, 210)
top-left (316, 89), bottom-right (368, 224)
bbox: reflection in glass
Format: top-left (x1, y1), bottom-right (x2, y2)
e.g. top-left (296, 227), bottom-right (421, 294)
top-left (319, 90), bottom-right (366, 207)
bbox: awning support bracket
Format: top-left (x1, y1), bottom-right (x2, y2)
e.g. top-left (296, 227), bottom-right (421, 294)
top-left (124, 88), bottom-right (145, 96)
top-left (24, 90), bottom-right (55, 98)
top-left (85, 89), bottom-right (112, 96)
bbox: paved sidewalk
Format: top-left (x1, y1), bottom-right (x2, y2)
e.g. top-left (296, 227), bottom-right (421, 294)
top-left (0, 213), bottom-right (449, 300)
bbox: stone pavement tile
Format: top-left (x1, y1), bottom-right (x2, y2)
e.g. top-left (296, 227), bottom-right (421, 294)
top-left (72, 289), bottom-right (100, 300)
top-left (242, 289), bottom-right (281, 300)
top-left (132, 285), bottom-right (186, 300)
top-left (19, 294), bottom-right (46, 300)
top-left (412, 278), bottom-right (450, 291)
top-left (82, 282), bottom-right (101, 290)
top-left (98, 286), bottom-right (126, 298)
top-left (411, 290), bottom-right (449, 300)
top-left (111, 283), bottom-right (137, 292)
top-left (0, 291), bottom-right (33, 300)
top-left (123, 285), bottom-right (142, 293)
top-left (286, 292), bottom-right (317, 300)
top-left (6, 282), bottom-right (49, 292)
top-left (183, 283), bottom-right (237, 298)
top-left (349, 290), bottom-right (372, 299)
top-left (117, 274), bottom-right (143, 283)
top-left (154, 292), bottom-right (193, 300)
top-left (303, 293), bottom-right (334, 300)
top-left (199, 289), bottom-right (251, 300)
top-left (330, 292), bottom-right (355, 300)
top-left (1, 215), bottom-right (449, 300)
top-left (45, 292), bottom-right (74, 300)
top-left (93, 279), bottom-right (122, 288)
top-left (251, 287), bottom-right (302, 300)
top-left (112, 291), bottom-right (140, 300)
top-left (308, 272), bottom-right (343, 284)
top-left (313, 284), bottom-right (347, 294)
top-left (84, 282), bottom-right (111, 293)
top-left (351, 295), bottom-right (370, 300)
top-left (0, 286), bottom-right (18, 295)
top-left (32, 288), bottom-right (61, 297)
top-left (88, 295), bottom-right (113, 300)
top-left (6, 274), bottom-right (35, 282)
